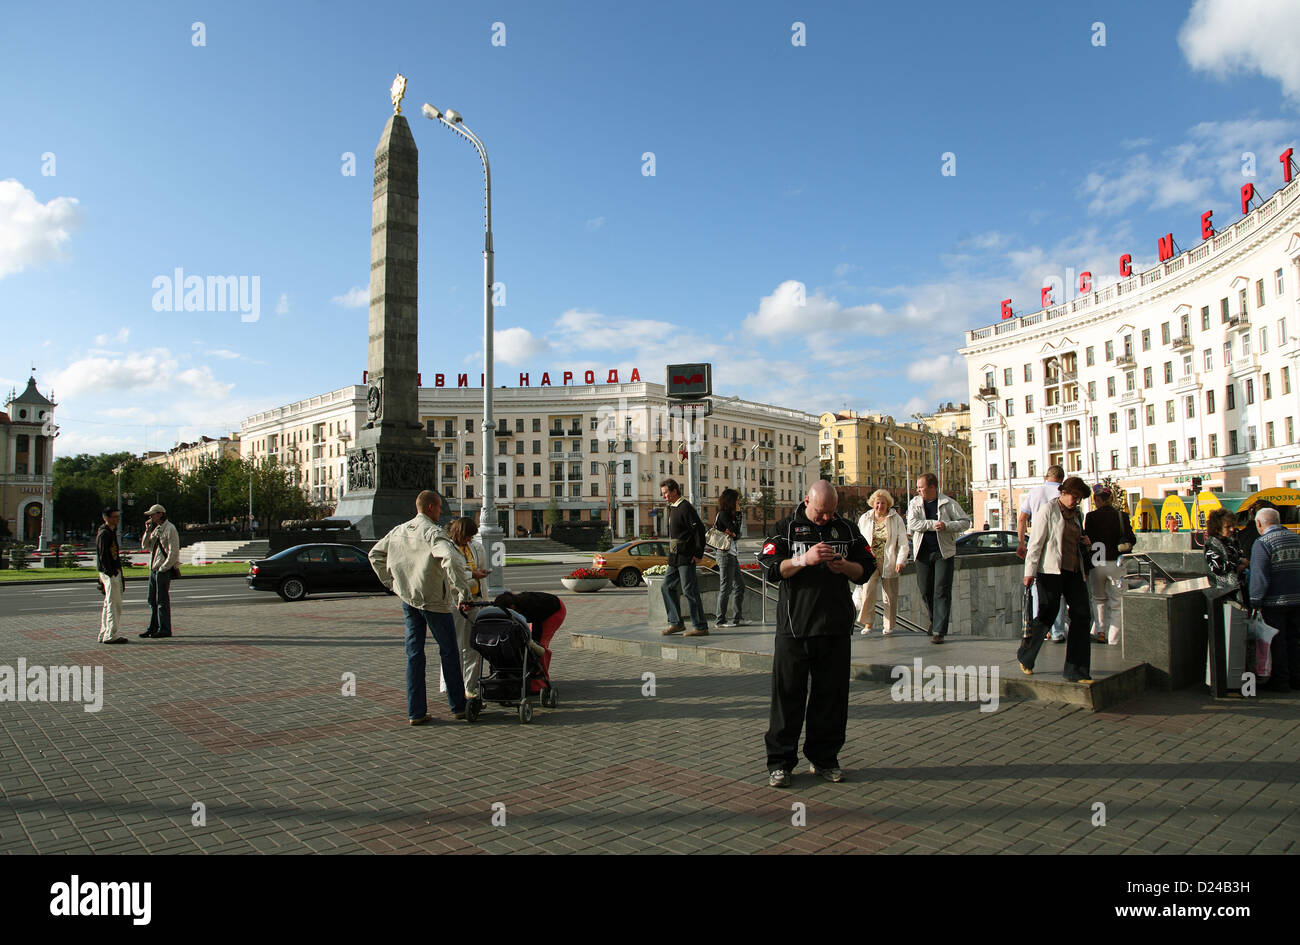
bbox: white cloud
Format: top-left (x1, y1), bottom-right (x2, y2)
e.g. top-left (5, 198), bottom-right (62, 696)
top-left (832, 262), bottom-right (860, 279)
top-left (494, 327), bottom-right (551, 364)
top-left (331, 286), bottom-right (368, 308)
top-left (49, 349), bottom-right (233, 402)
top-left (586, 217), bottom-right (605, 231)
top-left (205, 349), bottom-right (241, 359)
top-left (1180, 0), bottom-right (1300, 104)
top-left (275, 294), bottom-right (290, 315)
top-left (0, 179), bottom-right (81, 279)
top-left (93, 328), bottom-right (130, 347)
top-left (742, 281), bottom-right (889, 339)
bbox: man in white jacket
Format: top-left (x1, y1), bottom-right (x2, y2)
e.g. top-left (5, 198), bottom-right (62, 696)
top-left (369, 490), bottom-right (474, 725)
top-left (905, 473), bottom-right (971, 644)
top-left (140, 504), bottom-right (180, 639)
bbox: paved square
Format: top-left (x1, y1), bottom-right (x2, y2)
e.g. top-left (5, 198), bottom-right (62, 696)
top-left (1, 583), bottom-right (1297, 854)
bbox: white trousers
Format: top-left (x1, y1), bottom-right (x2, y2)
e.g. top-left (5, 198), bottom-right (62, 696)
top-left (1089, 560), bottom-right (1124, 645)
top-left (439, 608), bottom-right (482, 697)
top-left (97, 572), bottom-right (123, 642)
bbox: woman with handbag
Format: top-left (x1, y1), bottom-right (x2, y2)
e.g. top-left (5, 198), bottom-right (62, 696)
top-left (854, 490), bottom-right (909, 634)
top-left (1083, 485), bottom-right (1135, 645)
top-left (1204, 508), bottom-right (1248, 605)
top-left (713, 488), bottom-right (746, 628)
top-left (1018, 477), bottom-right (1095, 682)
top-left (439, 517), bottom-right (490, 700)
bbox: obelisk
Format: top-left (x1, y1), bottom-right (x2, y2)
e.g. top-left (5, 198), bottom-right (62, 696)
top-left (335, 74), bottom-right (437, 537)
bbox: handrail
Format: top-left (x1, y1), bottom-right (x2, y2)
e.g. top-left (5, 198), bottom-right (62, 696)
top-left (1121, 552), bottom-right (1177, 590)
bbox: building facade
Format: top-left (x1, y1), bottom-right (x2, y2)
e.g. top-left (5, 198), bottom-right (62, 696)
top-left (818, 410), bottom-right (970, 501)
top-left (1, 377), bottom-right (56, 543)
top-left (919, 402), bottom-right (971, 440)
top-left (241, 381), bottom-right (819, 538)
top-left (960, 172), bottom-right (1300, 528)
top-left (142, 434), bottom-right (242, 476)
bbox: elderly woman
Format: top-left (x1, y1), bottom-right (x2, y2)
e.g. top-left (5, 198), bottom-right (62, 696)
top-left (1018, 476), bottom-right (1095, 682)
top-left (1083, 485), bottom-right (1135, 645)
top-left (854, 489), bottom-right (909, 635)
top-left (1204, 508), bottom-right (1248, 606)
top-left (439, 517), bottom-right (490, 700)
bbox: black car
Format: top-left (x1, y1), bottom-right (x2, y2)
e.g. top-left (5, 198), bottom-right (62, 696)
top-left (955, 530), bottom-right (1019, 554)
top-left (247, 543), bottom-right (387, 601)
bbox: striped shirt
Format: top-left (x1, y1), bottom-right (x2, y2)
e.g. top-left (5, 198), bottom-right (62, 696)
top-left (1249, 526), bottom-right (1300, 608)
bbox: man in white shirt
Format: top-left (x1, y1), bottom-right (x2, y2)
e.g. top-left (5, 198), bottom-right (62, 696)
top-left (1017, 466), bottom-right (1066, 643)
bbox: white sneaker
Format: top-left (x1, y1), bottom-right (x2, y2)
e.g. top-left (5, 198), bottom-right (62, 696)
top-left (859, 626), bottom-right (873, 636)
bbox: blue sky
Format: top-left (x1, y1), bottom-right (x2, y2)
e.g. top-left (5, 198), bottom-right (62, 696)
top-left (2, 0), bottom-right (1299, 455)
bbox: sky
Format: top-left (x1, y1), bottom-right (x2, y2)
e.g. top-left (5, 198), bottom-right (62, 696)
top-left (3, 0), bottom-right (1300, 457)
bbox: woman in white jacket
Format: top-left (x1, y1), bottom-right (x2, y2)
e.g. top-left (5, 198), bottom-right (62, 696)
top-left (855, 490), bottom-right (910, 634)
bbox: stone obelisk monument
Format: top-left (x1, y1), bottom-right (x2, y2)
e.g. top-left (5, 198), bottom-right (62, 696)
top-left (335, 75), bottom-right (437, 537)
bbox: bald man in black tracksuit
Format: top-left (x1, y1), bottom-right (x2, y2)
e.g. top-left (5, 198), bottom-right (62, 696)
top-left (760, 481), bottom-right (875, 787)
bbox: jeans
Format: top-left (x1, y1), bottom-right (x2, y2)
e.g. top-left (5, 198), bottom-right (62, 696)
top-left (717, 554), bottom-right (744, 622)
top-left (1018, 570), bottom-right (1092, 676)
top-left (914, 546), bottom-right (955, 637)
top-left (402, 603), bottom-right (465, 719)
top-left (662, 561), bottom-right (707, 629)
top-left (147, 568), bottom-right (172, 635)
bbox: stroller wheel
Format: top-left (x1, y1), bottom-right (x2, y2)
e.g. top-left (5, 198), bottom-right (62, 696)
top-left (518, 700), bottom-right (533, 724)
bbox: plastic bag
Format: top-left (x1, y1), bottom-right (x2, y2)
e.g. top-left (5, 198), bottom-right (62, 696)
top-left (1247, 613), bottom-right (1279, 644)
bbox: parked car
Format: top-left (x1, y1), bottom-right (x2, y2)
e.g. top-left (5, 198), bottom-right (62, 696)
top-left (592, 540), bottom-right (717, 587)
top-left (955, 530), bottom-right (1019, 555)
top-left (247, 543), bottom-right (387, 601)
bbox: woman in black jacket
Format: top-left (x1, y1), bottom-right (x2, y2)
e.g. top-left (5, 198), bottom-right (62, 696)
top-left (714, 488), bottom-right (745, 627)
top-left (1204, 508), bottom-right (1249, 605)
top-left (1083, 486), bottom-right (1135, 645)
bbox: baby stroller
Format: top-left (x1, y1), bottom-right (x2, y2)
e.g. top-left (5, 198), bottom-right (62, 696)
top-left (464, 604), bottom-right (558, 724)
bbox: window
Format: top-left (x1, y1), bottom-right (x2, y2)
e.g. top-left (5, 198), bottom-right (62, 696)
top-left (1004, 367), bottom-right (1013, 386)
top-left (1005, 398), bottom-right (1014, 417)
top-left (1026, 427), bottom-right (1036, 446)
top-left (1010, 462), bottom-right (1018, 479)
top-left (498, 484), bottom-right (507, 498)
top-left (515, 484), bottom-right (525, 497)
top-left (1023, 363), bottom-right (1032, 382)
top-left (1201, 305), bottom-right (1210, 331)
top-left (1181, 313), bottom-right (1189, 337)
top-left (1204, 349), bottom-right (1213, 371)
top-left (1130, 445), bottom-right (1139, 466)
top-left (465, 441), bottom-right (473, 455)
top-left (515, 441), bottom-right (524, 454)
top-left (532, 440), bottom-right (541, 454)
top-left (1226, 385), bottom-right (1236, 410)
top-left (1008, 431), bottom-right (1016, 449)
top-left (1107, 377), bottom-right (1116, 397)
top-left (1163, 362), bottom-right (1173, 384)
top-left (1284, 366), bottom-right (1291, 394)
top-left (497, 462), bottom-right (506, 476)
top-left (1146, 405), bottom-right (1156, 426)
top-left (1239, 287), bottom-right (1248, 315)
top-left (515, 463), bottom-right (524, 476)
top-left (1221, 298), bottom-right (1230, 323)
top-left (987, 402), bottom-right (996, 419)
top-left (1281, 319), bottom-right (1289, 346)
top-left (987, 433), bottom-right (998, 451)
top-left (1124, 335), bottom-right (1134, 357)
top-left (1028, 460), bottom-right (1037, 477)
top-left (1110, 449), bottom-right (1119, 469)
top-left (623, 482), bottom-right (631, 497)
top-left (1267, 422), bottom-right (1275, 448)
top-left (1288, 418), bottom-right (1294, 444)
top-left (533, 463), bottom-right (541, 476)
top-left (1242, 332), bottom-right (1251, 357)
top-left (1261, 328), bottom-right (1270, 354)
top-left (1109, 413), bottom-right (1118, 434)
top-left (1127, 409), bottom-right (1137, 431)
top-left (1246, 379), bottom-right (1255, 405)
top-left (1229, 430), bottom-right (1238, 453)
top-left (1086, 346), bottom-right (1095, 366)
top-left (989, 463), bottom-right (998, 480)
top-left (591, 439), bottom-right (599, 453)
top-left (1087, 381), bottom-right (1096, 400)
top-left (1189, 438), bottom-right (1198, 460)
top-left (1143, 367), bottom-right (1153, 388)
top-left (532, 419), bottom-right (541, 432)
top-left (1224, 340), bottom-right (1232, 366)
top-left (623, 459), bottom-right (631, 474)
top-left (1148, 444), bottom-right (1158, 465)
top-left (533, 484), bottom-right (541, 497)
top-left (1185, 395), bottom-right (1195, 418)
top-left (1025, 395), bottom-right (1034, 413)
top-left (1143, 329), bottom-right (1152, 351)
top-left (1168, 441), bottom-right (1177, 463)
top-left (1277, 268), bottom-right (1285, 296)
top-left (1257, 279), bottom-right (1266, 308)
top-left (1183, 354), bottom-right (1193, 376)
top-left (1105, 340), bottom-right (1114, 361)
top-left (1126, 371), bottom-right (1136, 392)
top-left (1265, 373), bottom-right (1273, 399)
top-left (465, 485), bottom-right (474, 498)
top-left (1160, 323), bottom-right (1170, 345)
top-left (1165, 401), bottom-right (1175, 423)
top-left (515, 418), bottom-right (524, 433)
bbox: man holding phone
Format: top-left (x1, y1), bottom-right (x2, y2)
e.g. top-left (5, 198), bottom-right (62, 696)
top-left (759, 480), bottom-right (875, 787)
top-left (139, 504), bottom-right (180, 639)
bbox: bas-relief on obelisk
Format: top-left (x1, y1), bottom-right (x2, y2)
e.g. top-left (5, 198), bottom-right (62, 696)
top-left (335, 75), bottom-right (438, 538)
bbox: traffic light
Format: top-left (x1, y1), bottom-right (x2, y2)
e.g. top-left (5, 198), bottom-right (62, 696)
top-left (1190, 475), bottom-right (1202, 495)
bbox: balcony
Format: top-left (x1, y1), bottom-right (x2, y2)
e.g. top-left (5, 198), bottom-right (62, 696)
top-left (1061, 370), bottom-right (1078, 383)
top-left (1065, 438), bottom-right (1081, 450)
top-left (977, 386), bottom-right (998, 399)
top-left (1116, 389), bottom-right (1144, 406)
top-left (1172, 371), bottom-right (1200, 391)
top-left (1040, 402), bottom-right (1081, 419)
top-left (1229, 354), bottom-right (1258, 376)
top-left (494, 425), bottom-right (513, 437)
top-left (1114, 354), bottom-right (1136, 368)
top-left (1228, 313), bottom-right (1250, 330)
top-left (1171, 335), bottom-right (1192, 351)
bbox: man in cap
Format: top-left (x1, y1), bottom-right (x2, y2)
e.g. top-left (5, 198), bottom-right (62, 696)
top-left (140, 504), bottom-right (180, 638)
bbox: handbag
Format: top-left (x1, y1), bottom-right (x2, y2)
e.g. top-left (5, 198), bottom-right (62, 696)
top-left (704, 527), bottom-right (732, 552)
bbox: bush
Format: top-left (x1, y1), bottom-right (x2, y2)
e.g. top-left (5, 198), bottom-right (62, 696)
top-left (596, 528), bottom-right (613, 552)
top-left (9, 544), bottom-right (31, 570)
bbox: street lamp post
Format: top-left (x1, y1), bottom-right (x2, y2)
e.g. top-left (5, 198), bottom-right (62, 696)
top-left (885, 435), bottom-right (911, 493)
top-left (945, 443), bottom-right (968, 505)
top-left (424, 102), bottom-right (505, 597)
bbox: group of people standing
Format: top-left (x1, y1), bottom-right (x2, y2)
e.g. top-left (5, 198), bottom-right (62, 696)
top-left (94, 503), bottom-right (181, 644)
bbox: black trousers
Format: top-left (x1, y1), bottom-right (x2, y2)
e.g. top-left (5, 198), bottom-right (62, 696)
top-left (764, 633), bottom-right (851, 771)
top-left (1017, 570), bottom-right (1092, 676)
top-left (1260, 606), bottom-right (1300, 687)
top-left (914, 546), bottom-right (954, 636)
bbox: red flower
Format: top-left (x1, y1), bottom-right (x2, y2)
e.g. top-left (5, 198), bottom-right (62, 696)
top-left (567, 568), bottom-right (600, 579)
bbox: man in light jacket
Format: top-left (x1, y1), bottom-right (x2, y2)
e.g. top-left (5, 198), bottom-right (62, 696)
top-left (369, 490), bottom-right (475, 725)
top-left (906, 473), bottom-right (971, 643)
top-left (140, 504), bottom-right (180, 639)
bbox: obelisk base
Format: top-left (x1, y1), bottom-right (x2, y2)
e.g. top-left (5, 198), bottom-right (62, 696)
top-left (334, 429), bottom-right (439, 539)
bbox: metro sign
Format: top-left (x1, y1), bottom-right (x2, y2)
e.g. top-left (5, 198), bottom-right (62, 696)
top-left (666, 362), bottom-right (712, 399)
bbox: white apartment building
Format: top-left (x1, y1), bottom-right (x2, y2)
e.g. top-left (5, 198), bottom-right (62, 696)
top-left (241, 381), bottom-right (819, 538)
top-left (961, 171), bottom-right (1300, 528)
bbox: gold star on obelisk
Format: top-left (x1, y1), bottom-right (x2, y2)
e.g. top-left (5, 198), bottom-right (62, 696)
top-left (390, 74), bottom-right (407, 116)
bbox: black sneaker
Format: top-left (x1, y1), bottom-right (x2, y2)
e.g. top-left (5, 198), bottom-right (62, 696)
top-left (809, 764), bottom-right (845, 783)
top-left (102, 637), bottom-right (129, 645)
top-left (768, 769), bottom-right (792, 788)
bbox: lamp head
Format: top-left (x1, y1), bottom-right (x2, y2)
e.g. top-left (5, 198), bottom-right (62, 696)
top-left (421, 103), bottom-right (442, 120)
top-left (444, 108), bottom-right (463, 123)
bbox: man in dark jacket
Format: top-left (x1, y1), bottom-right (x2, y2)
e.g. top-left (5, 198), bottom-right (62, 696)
top-left (660, 478), bottom-right (709, 636)
top-left (759, 480), bottom-right (875, 787)
top-left (1249, 507), bottom-right (1300, 692)
top-left (95, 506), bottom-right (128, 644)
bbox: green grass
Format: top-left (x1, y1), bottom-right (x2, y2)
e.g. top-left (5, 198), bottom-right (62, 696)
top-left (0, 557), bottom-right (554, 582)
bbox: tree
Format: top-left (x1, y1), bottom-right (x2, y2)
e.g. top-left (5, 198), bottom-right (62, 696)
top-left (544, 497), bottom-right (561, 534)
top-left (53, 484), bottom-right (102, 537)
